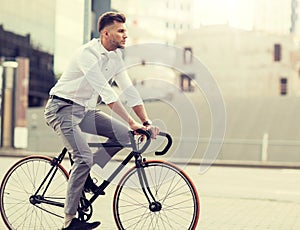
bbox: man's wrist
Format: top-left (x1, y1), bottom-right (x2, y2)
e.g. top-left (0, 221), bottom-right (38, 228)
top-left (128, 118), bottom-right (136, 126)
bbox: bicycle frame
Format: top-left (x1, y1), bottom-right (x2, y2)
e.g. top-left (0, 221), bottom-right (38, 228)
top-left (30, 148), bottom-right (68, 208)
top-left (29, 129), bottom-right (172, 217)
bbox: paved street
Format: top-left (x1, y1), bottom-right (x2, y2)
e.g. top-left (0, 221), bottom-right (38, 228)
top-left (1, 156), bottom-right (300, 229)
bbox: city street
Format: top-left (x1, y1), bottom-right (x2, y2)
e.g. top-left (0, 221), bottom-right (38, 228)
top-left (2, 1), bottom-right (300, 229)
top-left (1, 156), bottom-right (300, 229)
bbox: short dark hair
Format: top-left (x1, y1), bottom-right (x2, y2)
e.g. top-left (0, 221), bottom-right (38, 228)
top-left (98, 11), bottom-right (126, 33)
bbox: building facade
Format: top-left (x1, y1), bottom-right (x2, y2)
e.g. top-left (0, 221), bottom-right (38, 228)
top-left (175, 25), bottom-right (300, 97)
top-left (0, 25), bottom-right (56, 106)
top-left (0, 0), bottom-right (56, 53)
top-left (111, 0), bottom-right (194, 44)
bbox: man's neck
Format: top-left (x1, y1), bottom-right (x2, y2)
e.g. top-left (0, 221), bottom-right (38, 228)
top-left (100, 37), bottom-right (114, 51)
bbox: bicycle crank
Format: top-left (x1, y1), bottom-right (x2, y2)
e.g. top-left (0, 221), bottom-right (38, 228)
top-left (78, 197), bottom-right (93, 221)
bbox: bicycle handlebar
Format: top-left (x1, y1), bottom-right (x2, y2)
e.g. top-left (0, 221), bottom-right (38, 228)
top-left (155, 132), bottom-right (172, 156)
top-left (132, 129), bottom-right (172, 156)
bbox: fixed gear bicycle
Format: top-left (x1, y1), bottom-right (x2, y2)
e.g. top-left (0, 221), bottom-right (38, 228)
top-left (0, 129), bottom-right (200, 229)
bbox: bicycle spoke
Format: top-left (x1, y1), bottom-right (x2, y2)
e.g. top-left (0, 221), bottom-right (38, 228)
top-left (0, 156), bottom-right (68, 229)
top-left (113, 161), bottom-right (199, 229)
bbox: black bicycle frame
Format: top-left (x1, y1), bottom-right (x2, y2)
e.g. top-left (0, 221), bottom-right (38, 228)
top-left (88, 130), bottom-right (151, 205)
top-left (31, 129), bottom-right (172, 212)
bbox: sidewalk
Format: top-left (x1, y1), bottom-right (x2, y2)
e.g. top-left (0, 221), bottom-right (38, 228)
top-left (56, 163), bottom-right (300, 230)
top-left (1, 155), bottom-right (300, 230)
top-left (199, 196), bottom-right (300, 229)
top-left (193, 165), bottom-right (300, 230)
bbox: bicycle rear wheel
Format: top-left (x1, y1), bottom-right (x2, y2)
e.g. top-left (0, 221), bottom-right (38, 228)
top-left (113, 160), bottom-right (200, 230)
top-left (0, 155), bottom-right (69, 230)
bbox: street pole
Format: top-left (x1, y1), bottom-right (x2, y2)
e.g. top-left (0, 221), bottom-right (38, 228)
top-left (1, 61), bottom-right (18, 148)
top-left (83, 0), bottom-right (91, 44)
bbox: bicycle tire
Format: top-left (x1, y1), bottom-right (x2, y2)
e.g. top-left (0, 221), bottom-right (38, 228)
top-left (113, 160), bottom-right (200, 230)
top-left (0, 155), bottom-right (69, 230)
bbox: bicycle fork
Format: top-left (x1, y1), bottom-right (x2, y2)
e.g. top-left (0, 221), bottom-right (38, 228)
top-left (136, 158), bottom-right (162, 212)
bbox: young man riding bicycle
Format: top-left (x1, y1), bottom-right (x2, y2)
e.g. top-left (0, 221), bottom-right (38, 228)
top-left (44, 11), bottom-right (159, 229)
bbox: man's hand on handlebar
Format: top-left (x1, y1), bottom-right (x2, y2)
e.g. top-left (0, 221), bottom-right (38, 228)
top-left (147, 125), bottom-right (160, 139)
top-left (142, 120), bottom-right (160, 139)
top-left (130, 120), bottom-right (160, 140)
top-left (129, 121), bottom-right (145, 132)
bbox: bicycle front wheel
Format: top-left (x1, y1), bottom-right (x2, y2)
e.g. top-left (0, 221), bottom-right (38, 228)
top-left (0, 155), bottom-right (69, 230)
top-left (113, 160), bottom-right (200, 230)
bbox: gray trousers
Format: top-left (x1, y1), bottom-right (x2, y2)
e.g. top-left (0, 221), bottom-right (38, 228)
top-left (44, 98), bottom-right (130, 215)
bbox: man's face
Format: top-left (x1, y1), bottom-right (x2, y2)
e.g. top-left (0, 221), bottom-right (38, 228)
top-left (104, 21), bottom-right (128, 50)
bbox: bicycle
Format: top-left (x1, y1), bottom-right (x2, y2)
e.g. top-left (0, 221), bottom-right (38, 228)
top-left (0, 129), bottom-right (200, 229)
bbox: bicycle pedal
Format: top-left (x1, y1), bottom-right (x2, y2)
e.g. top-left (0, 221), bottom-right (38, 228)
top-left (92, 177), bottom-right (98, 184)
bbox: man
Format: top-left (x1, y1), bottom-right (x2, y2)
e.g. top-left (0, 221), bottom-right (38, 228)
top-left (44, 11), bottom-right (159, 229)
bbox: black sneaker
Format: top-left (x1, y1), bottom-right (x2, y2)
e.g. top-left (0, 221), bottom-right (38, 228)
top-left (62, 218), bottom-right (100, 230)
top-left (84, 175), bottom-right (105, 195)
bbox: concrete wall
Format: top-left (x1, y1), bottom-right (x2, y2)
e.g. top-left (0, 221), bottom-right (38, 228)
top-left (24, 94), bottom-right (300, 164)
top-left (175, 25), bottom-right (300, 97)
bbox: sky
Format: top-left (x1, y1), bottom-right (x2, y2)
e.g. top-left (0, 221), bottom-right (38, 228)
top-left (54, 0), bottom-right (84, 73)
top-left (54, 0), bottom-right (292, 73)
top-left (193, 0), bottom-right (255, 30)
top-left (54, 0), bottom-right (257, 73)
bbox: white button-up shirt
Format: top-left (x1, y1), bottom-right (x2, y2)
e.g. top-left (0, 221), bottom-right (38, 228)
top-left (49, 38), bottom-right (143, 108)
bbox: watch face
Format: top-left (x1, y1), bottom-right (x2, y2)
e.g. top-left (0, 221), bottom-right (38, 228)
top-left (143, 120), bottom-right (152, 126)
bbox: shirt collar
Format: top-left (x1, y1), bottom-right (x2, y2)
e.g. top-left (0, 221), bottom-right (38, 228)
top-left (98, 39), bottom-right (118, 59)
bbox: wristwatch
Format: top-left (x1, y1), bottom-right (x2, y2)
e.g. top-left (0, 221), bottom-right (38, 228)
top-left (143, 120), bottom-right (152, 126)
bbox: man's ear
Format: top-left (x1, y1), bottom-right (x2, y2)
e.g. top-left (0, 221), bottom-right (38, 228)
top-left (101, 29), bottom-right (109, 38)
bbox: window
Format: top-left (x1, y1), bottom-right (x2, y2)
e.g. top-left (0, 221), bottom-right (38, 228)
top-left (180, 73), bottom-right (195, 92)
top-left (280, 78), bottom-right (287, 95)
top-left (183, 47), bottom-right (193, 64)
top-left (274, 44), bottom-right (281, 62)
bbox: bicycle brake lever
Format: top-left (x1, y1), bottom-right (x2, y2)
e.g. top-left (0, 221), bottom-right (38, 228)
top-left (133, 129), bottom-right (151, 153)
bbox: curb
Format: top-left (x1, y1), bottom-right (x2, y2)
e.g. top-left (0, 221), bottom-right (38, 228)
top-left (1, 149), bottom-right (300, 170)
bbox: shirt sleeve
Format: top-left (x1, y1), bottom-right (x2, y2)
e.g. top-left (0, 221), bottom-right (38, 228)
top-left (114, 58), bottom-right (143, 107)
